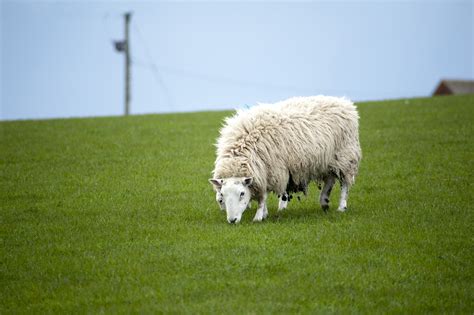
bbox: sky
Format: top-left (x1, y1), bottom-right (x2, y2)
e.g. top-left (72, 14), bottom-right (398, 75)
top-left (1, 0), bottom-right (473, 120)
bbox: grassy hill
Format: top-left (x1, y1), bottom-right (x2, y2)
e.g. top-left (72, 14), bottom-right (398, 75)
top-left (1, 95), bottom-right (473, 313)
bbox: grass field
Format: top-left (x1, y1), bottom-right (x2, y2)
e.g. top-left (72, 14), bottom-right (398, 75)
top-left (1, 95), bottom-right (473, 313)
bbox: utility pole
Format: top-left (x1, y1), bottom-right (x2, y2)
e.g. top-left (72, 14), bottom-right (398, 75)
top-left (113, 12), bottom-right (132, 116)
top-left (124, 12), bottom-right (131, 116)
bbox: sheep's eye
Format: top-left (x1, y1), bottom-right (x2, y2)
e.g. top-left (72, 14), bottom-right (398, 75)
top-left (240, 192), bottom-right (245, 197)
top-left (219, 199), bottom-right (223, 203)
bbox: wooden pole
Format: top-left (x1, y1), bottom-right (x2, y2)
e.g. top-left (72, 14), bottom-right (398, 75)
top-left (124, 12), bottom-right (131, 116)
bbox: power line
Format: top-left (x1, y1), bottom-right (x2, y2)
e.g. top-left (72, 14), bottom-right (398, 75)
top-left (108, 13), bottom-right (359, 103)
top-left (132, 19), bottom-right (175, 110)
top-left (112, 14), bottom-right (420, 104)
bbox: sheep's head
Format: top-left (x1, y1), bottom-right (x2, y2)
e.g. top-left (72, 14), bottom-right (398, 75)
top-left (209, 177), bottom-right (253, 224)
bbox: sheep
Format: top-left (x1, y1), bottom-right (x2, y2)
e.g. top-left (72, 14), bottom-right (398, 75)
top-left (209, 95), bottom-right (361, 224)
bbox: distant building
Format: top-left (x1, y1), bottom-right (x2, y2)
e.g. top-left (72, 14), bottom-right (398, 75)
top-left (433, 80), bottom-right (474, 96)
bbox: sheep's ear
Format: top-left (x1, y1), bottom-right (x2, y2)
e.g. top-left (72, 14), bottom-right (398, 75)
top-left (243, 177), bottom-right (253, 186)
top-left (209, 178), bottom-right (223, 189)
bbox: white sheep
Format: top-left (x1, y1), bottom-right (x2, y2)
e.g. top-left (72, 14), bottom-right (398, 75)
top-left (209, 95), bottom-right (361, 224)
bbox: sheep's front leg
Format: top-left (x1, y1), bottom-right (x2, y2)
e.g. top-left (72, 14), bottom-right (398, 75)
top-left (278, 192), bottom-right (289, 211)
top-left (320, 175), bottom-right (336, 212)
top-left (253, 193), bottom-right (268, 222)
top-left (338, 181), bottom-right (349, 212)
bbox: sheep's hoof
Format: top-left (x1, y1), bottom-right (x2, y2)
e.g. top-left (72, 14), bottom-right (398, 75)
top-left (322, 204), bottom-right (329, 213)
top-left (337, 207), bottom-right (347, 212)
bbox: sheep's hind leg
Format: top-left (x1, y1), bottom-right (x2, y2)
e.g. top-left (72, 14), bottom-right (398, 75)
top-left (253, 193), bottom-right (268, 222)
top-left (320, 175), bottom-right (336, 212)
top-left (278, 192), bottom-right (289, 211)
top-left (338, 180), bottom-right (349, 212)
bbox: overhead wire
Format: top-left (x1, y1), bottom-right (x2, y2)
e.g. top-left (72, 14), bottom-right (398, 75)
top-left (104, 12), bottom-right (412, 105)
top-left (131, 18), bottom-right (176, 110)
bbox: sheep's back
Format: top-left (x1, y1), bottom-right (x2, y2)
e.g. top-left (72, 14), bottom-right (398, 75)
top-left (214, 96), bottom-right (359, 192)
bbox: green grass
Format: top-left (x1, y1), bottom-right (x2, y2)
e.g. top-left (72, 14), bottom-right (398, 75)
top-left (1, 95), bottom-right (473, 313)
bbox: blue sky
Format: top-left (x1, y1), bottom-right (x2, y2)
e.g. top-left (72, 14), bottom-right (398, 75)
top-left (1, 1), bottom-right (473, 120)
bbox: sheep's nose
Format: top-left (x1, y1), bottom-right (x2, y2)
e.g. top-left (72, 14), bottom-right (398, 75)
top-left (229, 218), bottom-right (237, 224)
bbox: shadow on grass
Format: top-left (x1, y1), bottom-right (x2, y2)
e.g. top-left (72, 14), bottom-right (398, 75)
top-left (238, 204), bottom-right (357, 225)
